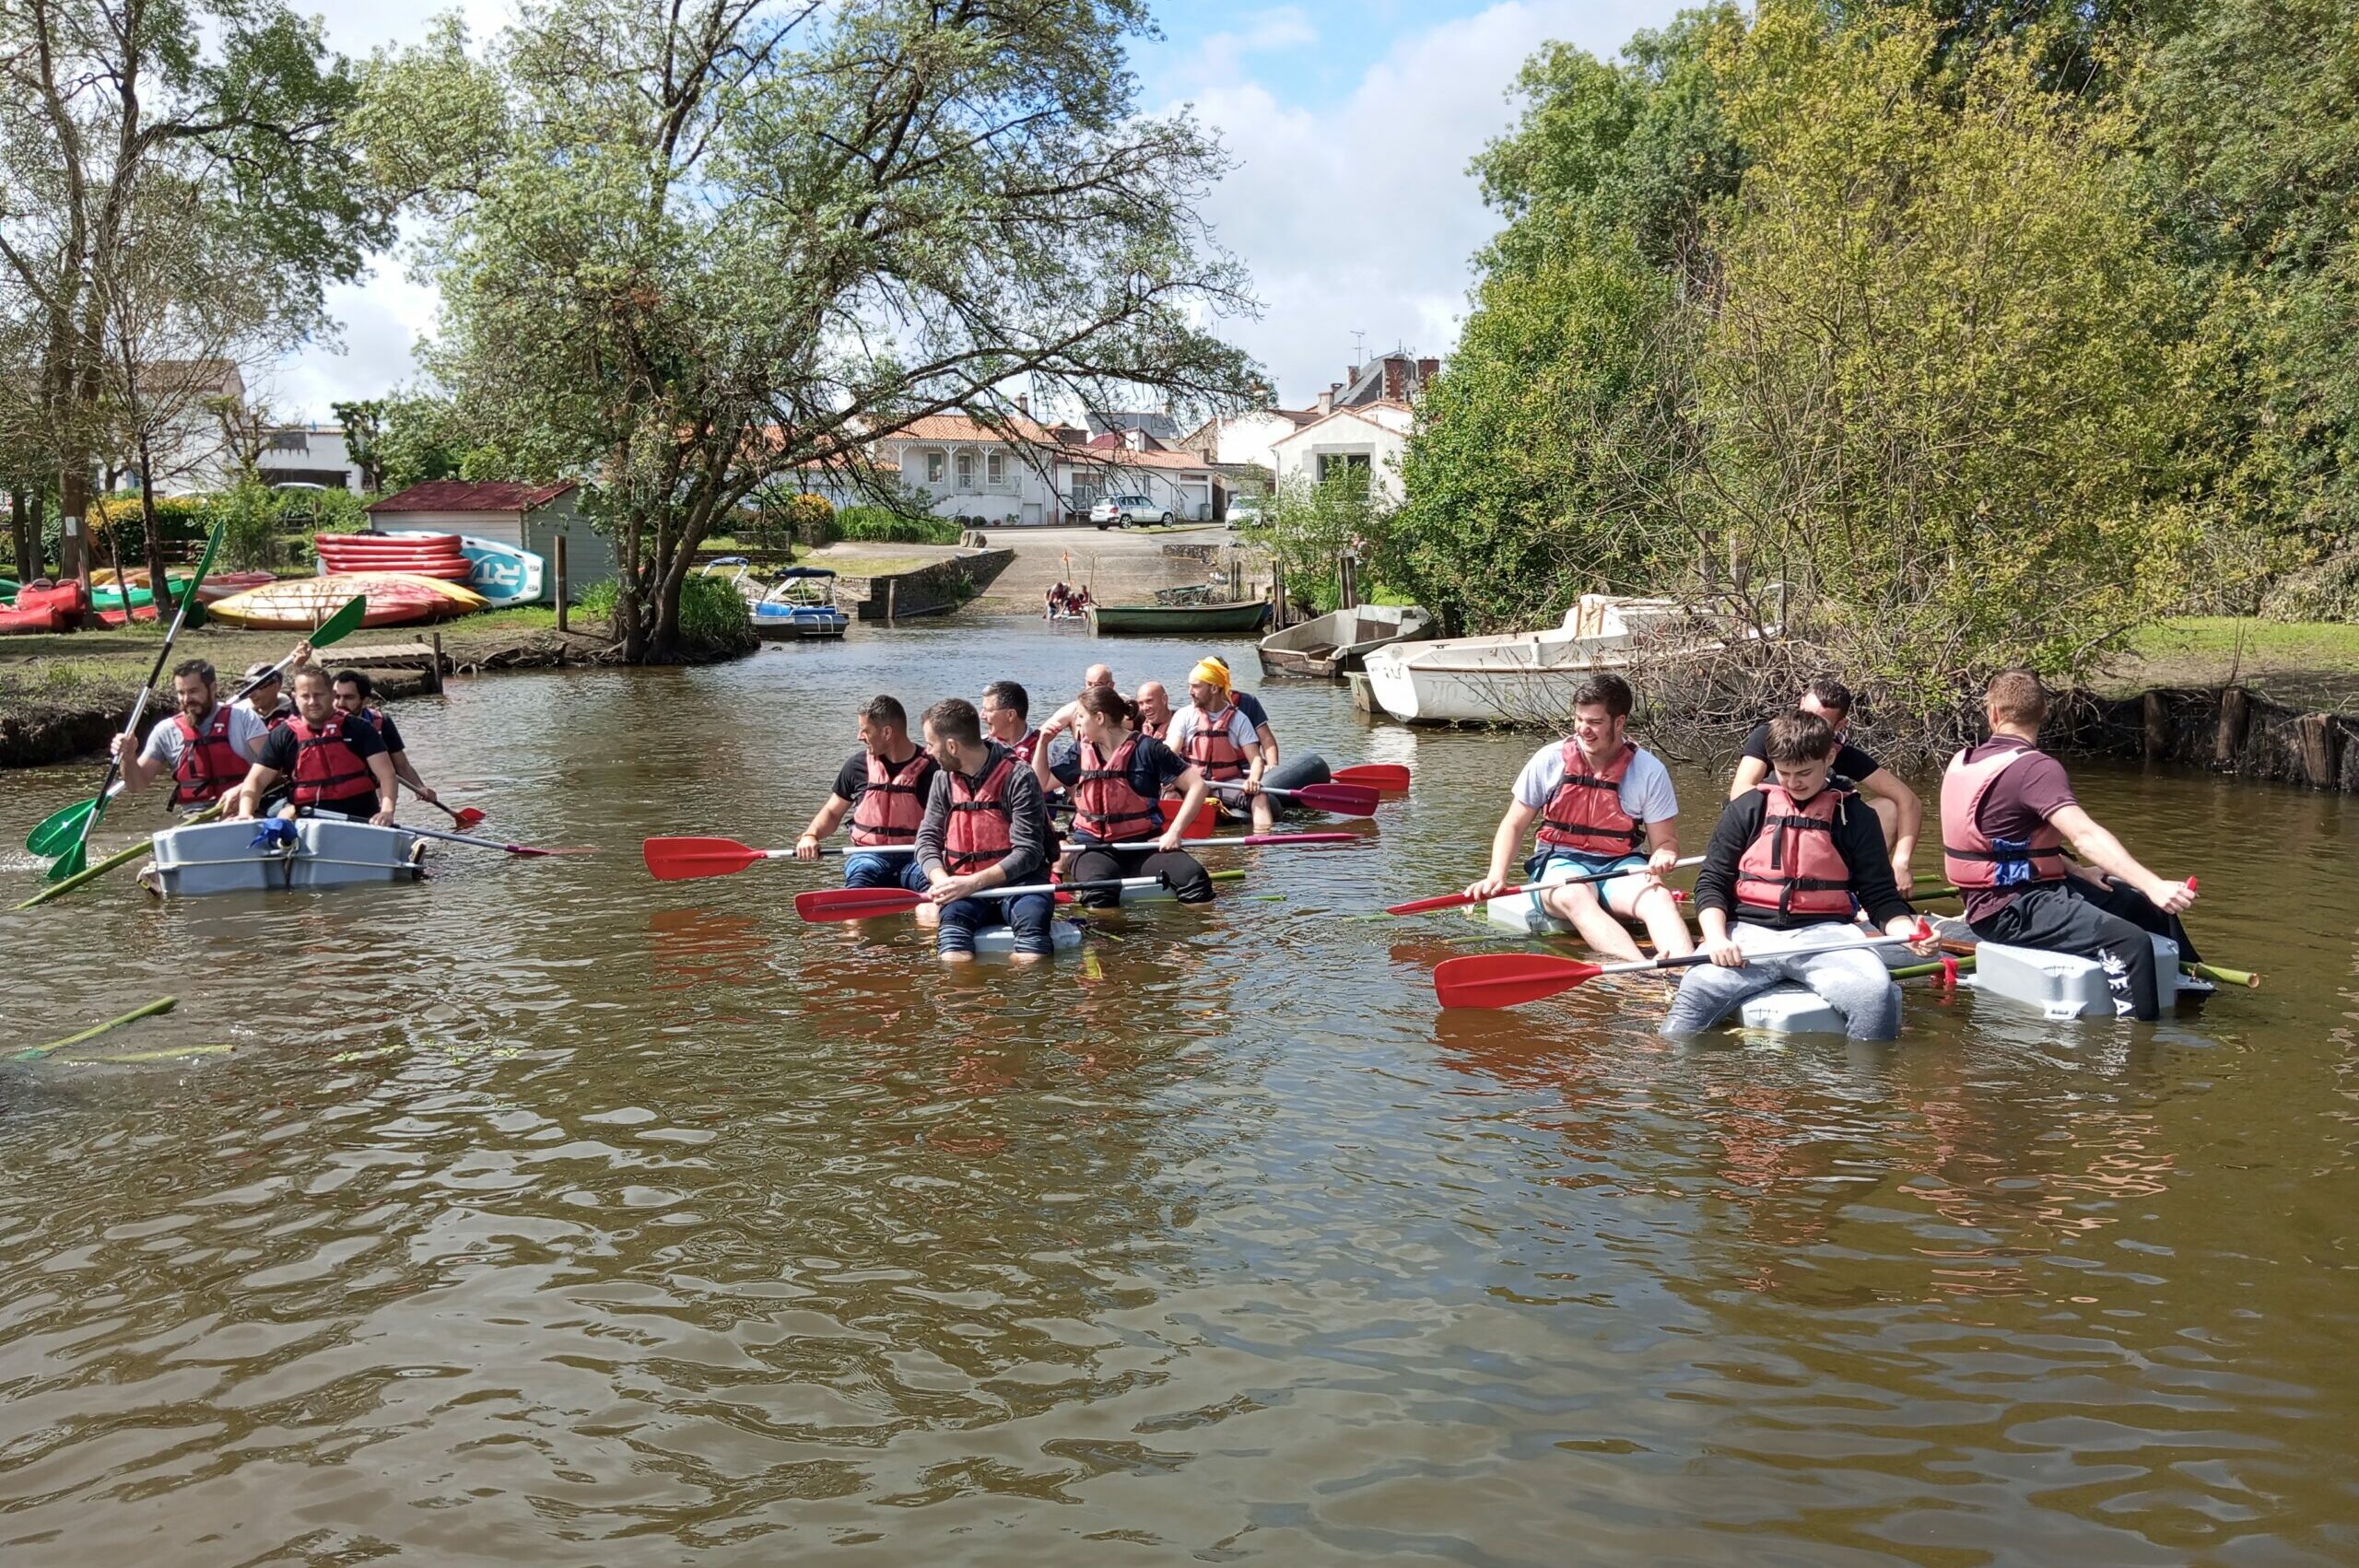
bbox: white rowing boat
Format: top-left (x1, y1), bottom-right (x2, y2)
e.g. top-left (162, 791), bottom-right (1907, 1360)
top-left (1257, 604), bottom-right (1435, 680)
top-left (1361, 595), bottom-right (1689, 725)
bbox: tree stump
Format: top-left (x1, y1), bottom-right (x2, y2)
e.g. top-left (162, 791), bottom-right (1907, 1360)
top-left (2142, 691), bottom-right (2168, 762)
top-left (2213, 687), bottom-right (2251, 769)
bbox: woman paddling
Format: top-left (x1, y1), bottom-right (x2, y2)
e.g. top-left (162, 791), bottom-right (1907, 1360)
top-left (1036, 686), bottom-right (1216, 907)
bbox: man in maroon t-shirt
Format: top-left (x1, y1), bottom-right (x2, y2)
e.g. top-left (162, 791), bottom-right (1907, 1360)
top-left (1941, 669), bottom-right (2199, 1019)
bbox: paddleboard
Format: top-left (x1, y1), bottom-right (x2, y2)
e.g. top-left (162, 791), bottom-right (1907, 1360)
top-left (384, 530), bottom-right (546, 607)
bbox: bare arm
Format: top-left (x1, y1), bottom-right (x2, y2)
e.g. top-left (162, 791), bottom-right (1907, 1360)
top-left (2049, 803), bottom-right (2197, 912)
top-left (387, 749), bottom-right (436, 802)
top-left (231, 762), bottom-right (280, 820)
top-left (1728, 755), bottom-right (1769, 801)
top-left (112, 735), bottom-right (166, 793)
top-left (1645, 815), bottom-right (1680, 869)
top-left (1255, 722), bottom-right (1280, 768)
top-left (795, 794), bottom-right (852, 859)
top-left (1465, 799), bottom-right (1540, 898)
top-left (366, 754), bottom-right (400, 825)
top-left (1858, 766), bottom-right (1921, 872)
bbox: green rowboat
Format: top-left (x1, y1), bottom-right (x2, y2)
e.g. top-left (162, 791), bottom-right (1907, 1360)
top-left (1086, 600), bottom-right (1272, 636)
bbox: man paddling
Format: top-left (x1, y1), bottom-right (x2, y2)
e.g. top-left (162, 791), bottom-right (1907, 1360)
top-left (229, 666), bottom-right (398, 825)
top-left (916, 697), bottom-right (1058, 963)
top-left (332, 670), bottom-right (444, 812)
top-left (1037, 686), bottom-right (1214, 906)
top-left (1728, 677), bottom-right (1922, 891)
top-left (980, 680), bottom-right (1040, 763)
top-left (1166, 658), bottom-right (1273, 834)
top-left (794, 696), bottom-right (938, 896)
top-left (1462, 673), bottom-right (1692, 964)
top-left (1667, 710), bottom-right (1932, 1039)
top-left (109, 659), bottom-right (270, 813)
top-left (1943, 669), bottom-right (2200, 1021)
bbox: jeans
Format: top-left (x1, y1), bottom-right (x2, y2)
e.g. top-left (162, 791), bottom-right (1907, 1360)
top-left (936, 890), bottom-right (1056, 956)
top-left (844, 850), bottom-right (930, 894)
top-left (1662, 922), bottom-right (1902, 1040)
top-left (1065, 844), bottom-right (1215, 905)
top-left (1969, 876), bottom-right (2200, 1021)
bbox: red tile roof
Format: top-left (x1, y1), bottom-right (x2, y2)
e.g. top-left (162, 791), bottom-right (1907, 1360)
top-left (368, 480), bottom-right (579, 513)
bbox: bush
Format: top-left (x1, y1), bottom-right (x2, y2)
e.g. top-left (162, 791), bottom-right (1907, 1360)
top-left (835, 505), bottom-right (959, 544)
top-left (92, 494), bottom-right (209, 543)
top-left (786, 492), bottom-right (836, 547)
top-left (212, 482), bottom-right (282, 570)
top-left (573, 574), bottom-right (756, 652)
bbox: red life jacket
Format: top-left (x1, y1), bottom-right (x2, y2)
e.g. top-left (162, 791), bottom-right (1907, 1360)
top-left (1071, 733), bottom-right (1164, 843)
top-left (943, 750), bottom-right (1019, 873)
top-left (1733, 782), bottom-right (1857, 919)
top-left (286, 712), bottom-right (376, 807)
top-left (1180, 704), bottom-right (1249, 781)
top-left (1940, 743), bottom-right (2071, 890)
top-left (851, 749), bottom-right (931, 846)
top-left (1011, 728), bottom-right (1041, 764)
top-left (169, 705), bottom-right (248, 808)
top-left (1140, 710), bottom-right (1168, 741)
top-left (1535, 740), bottom-right (1645, 854)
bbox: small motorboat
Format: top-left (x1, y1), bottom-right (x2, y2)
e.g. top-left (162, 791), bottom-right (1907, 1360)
top-left (1257, 603), bottom-right (1435, 680)
top-left (140, 817), bottom-right (427, 897)
top-left (751, 568), bottom-right (849, 640)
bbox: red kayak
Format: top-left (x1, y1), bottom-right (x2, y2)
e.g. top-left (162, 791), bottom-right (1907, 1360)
top-left (0, 604), bottom-right (64, 635)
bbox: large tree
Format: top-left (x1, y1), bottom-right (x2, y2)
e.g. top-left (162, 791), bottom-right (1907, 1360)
top-left (370, 0), bottom-right (1260, 661)
top-left (0, 0), bottom-right (387, 605)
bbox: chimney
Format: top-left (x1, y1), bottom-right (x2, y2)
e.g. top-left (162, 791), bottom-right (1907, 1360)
top-left (1345, 364), bottom-right (1360, 388)
top-left (1382, 357), bottom-right (1405, 402)
top-left (1125, 428), bottom-right (1144, 451)
top-left (1317, 386), bottom-right (1335, 416)
top-left (1014, 392), bottom-right (1029, 415)
top-left (1416, 357), bottom-right (1439, 389)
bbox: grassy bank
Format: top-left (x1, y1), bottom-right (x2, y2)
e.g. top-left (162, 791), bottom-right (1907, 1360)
top-left (2102, 617), bottom-right (2359, 710)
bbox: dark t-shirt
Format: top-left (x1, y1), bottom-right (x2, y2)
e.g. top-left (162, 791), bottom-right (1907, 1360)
top-left (1049, 731), bottom-right (1190, 837)
top-left (1956, 736), bottom-right (2079, 922)
top-left (1742, 720), bottom-right (1880, 785)
top-left (371, 708), bottom-right (405, 754)
top-left (1696, 786), bottom-right (1912, 930)
top-left (258, 715), bottom-right (387, 796)
top-left (832, 746), bottom-right (939, 807)
top-left (1232, 690), bottom-right (1269, 731)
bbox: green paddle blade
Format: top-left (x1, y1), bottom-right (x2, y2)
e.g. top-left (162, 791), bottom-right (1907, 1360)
top-left (184, 518), bottom-right (226, 597)
top-left (45, 839), bottom-right (90, 883)
top-left (309, 594), bottom-right (369, 648)
top-left (25, 797), bottom-right (98, 855)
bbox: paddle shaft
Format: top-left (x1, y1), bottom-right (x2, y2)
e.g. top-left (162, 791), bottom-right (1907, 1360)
top-left (389, 821), bottom-right (576, 856)
top-left (1389, 856), bottom-right (1705, 916)
top-left (1593, 925), bottom-right (1923, 980)
top-left (13, 996), bottom-right (176, 1061)
top-left (807, 832), bottom-right (1342, 857)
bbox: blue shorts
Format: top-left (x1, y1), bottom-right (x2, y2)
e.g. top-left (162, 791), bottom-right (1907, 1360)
top-left (936, 890), bottom-right (1056, 956)
top-left (844, 851), bottom-right (930, 894)
top-left (1523, 848), bottom-right (1650, 907)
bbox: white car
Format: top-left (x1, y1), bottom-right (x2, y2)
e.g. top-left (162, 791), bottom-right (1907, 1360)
top-left (1226, 494), bottom-right (1264, 527)
top-left (1090, 494), bottom-right (1170, 530)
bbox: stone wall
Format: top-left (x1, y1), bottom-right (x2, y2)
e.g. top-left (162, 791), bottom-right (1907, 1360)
top-left (2054, 685), bottom-right (2359, 792)
top-left (833, 548), bottom-right (1015, 621)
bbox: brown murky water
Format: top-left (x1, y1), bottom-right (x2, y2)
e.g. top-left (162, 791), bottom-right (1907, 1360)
top-left (3, 617), bottom-right (2355, 1565)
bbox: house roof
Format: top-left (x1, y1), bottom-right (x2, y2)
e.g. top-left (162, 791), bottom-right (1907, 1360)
top-left (882, 414), bottom-right (1058, 444)
top-left (1270, 403), bottom-right (1414, 446)
top-left (368, 479), bottom-right (579, 513)
top-left (1085, 410), bottom-right (1181, 440)
top-left (1061, 446), bottom-right (1209, 473)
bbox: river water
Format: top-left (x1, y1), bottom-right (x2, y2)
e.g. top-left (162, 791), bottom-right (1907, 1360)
top-left (2, 617), bottom-right (2354, 1565)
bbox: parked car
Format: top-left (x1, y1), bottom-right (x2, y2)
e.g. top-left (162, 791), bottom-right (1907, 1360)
top-left (1226, 494), bottom-right (1264, 527)
top-left (1090, 494), bottom-right (1170, 530)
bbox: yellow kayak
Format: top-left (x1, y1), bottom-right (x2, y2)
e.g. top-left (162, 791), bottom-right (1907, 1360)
top-left (205, 572), bottom-right (488, 629)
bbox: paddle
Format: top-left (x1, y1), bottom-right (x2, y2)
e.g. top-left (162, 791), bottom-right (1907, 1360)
top-left (43, 518), bottom-right (227, 881)
top-left (641, 831), bottom-right (1357, 883)
top-left (1332, 764), bottom-right (1411, 791)
top-left (1433, 919), bottom-right (1934, 1010)
top-left (1387, 856), bottom-right (1707, 916)
top-left (1210, 779), bottom-right (1379, 816)
top-left (434, 802), bottom-right (489, 831)
top-left (224, 593), bottom-right (370, 705)
top-left (393, 820), bottom-right (595, 858)
top-left (797, 873), bottom-right (1164, 923)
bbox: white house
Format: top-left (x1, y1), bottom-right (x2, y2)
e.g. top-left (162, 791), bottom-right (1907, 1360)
top-left (257, 425), bottom-right (364, 491)
top-left (1175, 408), bottom-right (1319, 474)
top-left (868, 414), bottom-right (1215, 525)
top-left (1270, 401), bottom-right (1417, 505)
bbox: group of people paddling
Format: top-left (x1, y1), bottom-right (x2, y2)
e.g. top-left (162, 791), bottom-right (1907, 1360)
top-left (792, 656), bottom-right (1281, 962)
top-left (109, 651), bottom-right (447, 828)
top-left (1467, 670), bottom-right (2200, 1037)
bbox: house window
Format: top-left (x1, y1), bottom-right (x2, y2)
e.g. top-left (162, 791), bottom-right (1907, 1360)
top-left (1318, 452), bottom-right (1372, 494)
top-left (987, 451), bottom-right (1005, 486)
top-left (1070, 472), bottom-right (1103, 506)
top-left (956, 451), bottom-right (975, 489)
top-left (925, 451), bottom-right (945, 485)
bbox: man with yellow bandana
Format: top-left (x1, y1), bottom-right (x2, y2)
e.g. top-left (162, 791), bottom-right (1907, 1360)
top-left (1166, 656), bottom-right (1274, 834)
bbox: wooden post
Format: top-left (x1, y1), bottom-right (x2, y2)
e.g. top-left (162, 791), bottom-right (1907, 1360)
top-left (2142, 691), bottom-right (2168, 763)
top-left (886, 578), bottom-right (896, 624)
top-left (1340, 552), bottom-right (1360, 612)
top-left (2295, 713), bottom-right (2336, 789)
top-left (2214, 687), bottom-right (2251, 769)
top-left (1272, 559), bottom-right (1287, 628)
top-left (554, 533), bottom-right (569, 632)
top-left (1227, 551), bottom-right (1241, 601)
top-left (429, 631), bottom-right (444, 695)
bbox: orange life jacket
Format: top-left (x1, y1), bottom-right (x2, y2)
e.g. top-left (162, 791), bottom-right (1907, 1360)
top-left (1940, 744), bottom-right (2071, 890)
top-left (1071, 733), bottom-right (1164, 843)
top-left (943, 750), bottom-right (1018, 873)
top-left (851, 749), bottom-right (931, 846)
top-left (169, 705), bottom-right (248, 808)
top-left (1180, 704), bottom-right (1249, 781)
top-left (1534, 740), bottom-right (1644, 854)
top-left (1733, 782), bottom-right (1857, 919)
top-left (286, 713), bottom-right (375, 807)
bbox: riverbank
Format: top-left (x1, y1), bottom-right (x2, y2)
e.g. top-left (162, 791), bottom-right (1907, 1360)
top-left (0, 608), bottom-right (744, 767)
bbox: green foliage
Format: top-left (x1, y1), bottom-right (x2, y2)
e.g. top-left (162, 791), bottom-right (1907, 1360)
top-left (1250, 474), bottom-right (1387, 615)
top-left (576, 573), bottom-right (752, 652)
top-left (785, 493), bottom-right (836, 548)
top-left (834, 507), bottom-right (959, 544)
top-left (335, 394), bottom-right (472, 493)
top-left (92, 495), bottom-right (210, 543)
top-left (210, 482), bottom-right (286, 572)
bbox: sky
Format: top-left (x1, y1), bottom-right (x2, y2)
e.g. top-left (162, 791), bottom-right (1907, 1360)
top-left (273, 0), bottom-right (1687, 423)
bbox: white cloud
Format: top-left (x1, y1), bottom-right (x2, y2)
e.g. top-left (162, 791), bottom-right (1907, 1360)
top-left (1181, 6), bottom-right (1320, 90)
top-left (1168, 0), bottom-right (1681, 407)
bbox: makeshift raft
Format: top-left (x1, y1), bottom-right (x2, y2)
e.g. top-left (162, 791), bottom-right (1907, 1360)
top-left (139, 819), bottom-right (427, 897)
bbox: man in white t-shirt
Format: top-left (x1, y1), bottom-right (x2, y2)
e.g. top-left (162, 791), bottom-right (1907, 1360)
top-left (1462, 673), bottom-right (1692, 963)
top-left (110, 659), bottom-right (271, 813)
top-left (1165, 658), bottom-right (1273, 831)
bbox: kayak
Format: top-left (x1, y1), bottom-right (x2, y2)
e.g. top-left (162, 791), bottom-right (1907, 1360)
top-left (92, 568), bottom-right (275, 605)
top-left (315, 532), bottom-right (473, 581)
top-left (384, 531), bottom-right (546, 607)
top-left (140, 818), bottom-right (427, 897)
top-left (208, 571), bottom-right (487, 629)
top-left (0, 603), bottom-right (64, 635)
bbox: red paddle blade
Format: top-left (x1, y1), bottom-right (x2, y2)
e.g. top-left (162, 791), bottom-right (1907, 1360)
top-left (1332, 764), bottom-right (1410, 790)
top-left (1432, 953), bottom-right (1602, 1010)
top-left (643, 836), bottom-right (765, 881)
top-left (450, 807), bottom-right (487, 830)
top-left (1387, 885), bottom-right (1506, 917)
top-left (1286, 782), bottom-right (1380, 816)
top-left (795, 885), bottom-right (926, 922)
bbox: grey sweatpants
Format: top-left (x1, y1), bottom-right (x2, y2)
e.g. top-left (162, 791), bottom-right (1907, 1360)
top-left (1661, 922), bottom-right (1902, 1040)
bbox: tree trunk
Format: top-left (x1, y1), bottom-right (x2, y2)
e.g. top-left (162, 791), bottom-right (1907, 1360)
top-left (7, 491), bottom-right (33, 582)
top-left (61, 461), bottom-right (90, 595)
top-left (136, 434), bottom-right (175, 612)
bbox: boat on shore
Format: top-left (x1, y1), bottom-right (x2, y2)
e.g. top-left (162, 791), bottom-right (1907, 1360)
top-left (752, 568), bottom-right (849, 640)
top-left (1361, 594), bottom-right (1690, 726)
top-left (1257, 604), bottom-right (1434, 680)
top-left (208, 571), bottom-right (488, 629)
top-left (1087, 599), bottom-right (1271, 636)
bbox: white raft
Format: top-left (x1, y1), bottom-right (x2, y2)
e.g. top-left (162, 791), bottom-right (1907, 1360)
top-left (968, 918), bottom-right (1087, 959)
top-left (1966, 933), bottom-right (2201, 1018)
top-left (142, 818), bottom-right (426, 897)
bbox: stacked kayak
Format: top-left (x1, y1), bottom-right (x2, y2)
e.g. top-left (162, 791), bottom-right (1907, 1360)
top-left (141, 818), bottom-right (426, 897)
top-left (208, 571), bottom-right (487, 629)
top-left (316, 531), bottom-right (473, 581)
top-left (92, 567), bottom-right (276, 606)
top-left (0, 580), bottom-right (86, 634)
